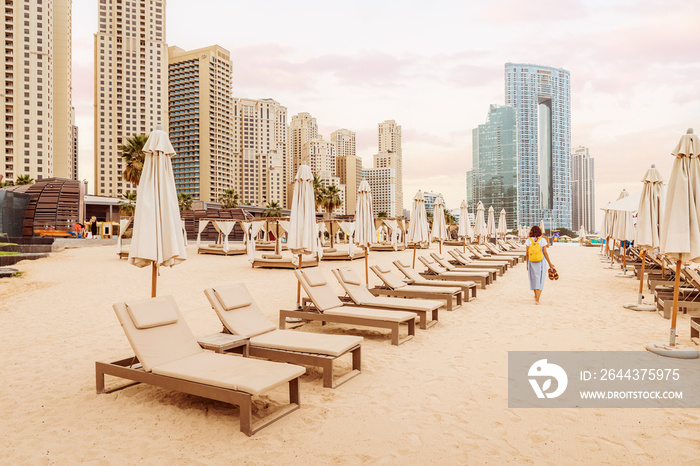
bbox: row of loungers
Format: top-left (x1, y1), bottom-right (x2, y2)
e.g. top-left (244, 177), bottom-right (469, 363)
top-left (99, 242), bottom-right (523, 436)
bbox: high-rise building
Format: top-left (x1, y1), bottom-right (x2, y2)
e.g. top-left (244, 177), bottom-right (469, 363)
top-left (363, 167), bottom-right (396, 217)
top-left (94, 0), bottom-right (167, 196)
top-left (571, 146), bottom-right (595, 234)
top-left (466, 104), bottom-right (518, 229)
top-left (375, 120), bottom-right (403, 216)
top-left (168, 45), bottom-right (233, 203)
top-left (232, 97), bottom-right (288, 206)
top-left (289, 112), bottom-right (318, 194)
top-left (332, 129), bottom-right (361, 215)
top-left (505, 62), bottom-right (571, 229)
top-left (70, 108), bottom-right (79, 180)
top-left (303, 138), bottom-right (335, 175)
top-left (423, 191), bottom-right (440, 216)
top-left (2, 0), bottom-right (72, 183)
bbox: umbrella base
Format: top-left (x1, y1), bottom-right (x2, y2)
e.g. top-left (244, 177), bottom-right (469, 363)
top-left (615, 272), bottom-right (634, 278)
top-left (623, 303), bottom-right (656, 311)
top-left (645, 342), bottom-right (699, 359)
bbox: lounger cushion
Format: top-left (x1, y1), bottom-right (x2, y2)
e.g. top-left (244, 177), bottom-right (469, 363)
top-left (360, 296), bottom-right (442, 311)
top-left (296, 270), bottom-right (344, 311)
top-left (373, 265), bottom-right (406, 290)
top-left (323, 248), bottom-right (337, 253)
top-left (338, 267), bottom-right (362, 285)
top-left (376, 264), bottom-right (392, 274)
top-left (250, 329), bottom-right (362, 357)
top-left (153, 352), bottom-right (305, 397)
top-left (126, 297), bottom-right (178, 329)
top-left (262, 254), bottom-right (282, 259)
top-left (303, 268), bottom-right (327, 286)
top-left (214, 285), bottom-right (253, 311)
top-left (401, 285), bottom-right (461, 294)
top-left (324, 306), bottom-right (416, 323)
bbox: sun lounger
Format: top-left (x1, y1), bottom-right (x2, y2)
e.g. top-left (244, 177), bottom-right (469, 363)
top-left (418, 255), bottom-right (491, 289)
top-left (204, 283), bottom-right (362, 388)
top-left (198, 242), bottom-right (247, 256)
top-left (446, 249), bottom-right (508, 275)
top-left (429, 253), bottom-right (498, 282)
top-left (96, 295), bottom-right (304, 436)
top-left (332, 267), bottom-right (441, 329)
top-left (392, 258), bottom-right (477, 300)
top-left (370, 263), bottom-right (463, 311)
top-left (439, 250), bottom-right (505, 276)
top-left (655, 267), bottom-right (700, 319)
top-left (252, 253), bottom-right (319, 269)
top-left (471, 244), bottom-right (519, 265)
top-left (369, 242), bottom-right (406, 251)
top-left (283, 268), bottom-right (417, 345)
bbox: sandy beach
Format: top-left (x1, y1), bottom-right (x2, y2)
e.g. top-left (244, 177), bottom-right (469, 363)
top-left (1, 241), bottom-right (699, 464)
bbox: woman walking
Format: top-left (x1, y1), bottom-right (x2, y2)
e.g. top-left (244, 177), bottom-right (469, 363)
top-left (525, 225), bottom-right (554, 305)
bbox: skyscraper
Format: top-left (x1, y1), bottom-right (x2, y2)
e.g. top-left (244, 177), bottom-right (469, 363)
top-left (363, 167), bottom-right (396, 217)
top-left (94, 0), bottom-right (167, 196)
top-left (332, 129), bottom-right (361, 214)
top-left (571, 146), bottom-right (595, 234)
top-left (466, 105), bottom-right (518, 229)
top-left (232, 98), bottom-right (288, 206)
top-left (505, 63), bottom-right (571, 229)
top-left (168, 45), bottom-right (233, 203)
top-left (2, 0), bottom-right (73, 183)
top-left (375, 120), bottom-right (403, 216)
top-left (289, 112), bottom-right (318, 202)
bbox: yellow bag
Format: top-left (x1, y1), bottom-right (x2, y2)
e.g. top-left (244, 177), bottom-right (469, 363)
top-left (528, 238), bottom-right (544, 262)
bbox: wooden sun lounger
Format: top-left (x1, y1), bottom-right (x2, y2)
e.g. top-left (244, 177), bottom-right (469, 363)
top-left (320, 248), bottom-right (366, 261)
top-left (284, 268), bottom-right (417, 345)
top-left (392, 259), bottom-right (477, 301)
top-left (252, 254), bottom-right (319, 269)
top-left (440, 250), bottom-right (505, 276)
top-left (418, 255), bottom-right (491, 289)
top-left (198, 243), bottom-right (247, 256)
top-left (332, 267), bottom-right (441, 329)
top-left (369, 243), bottom-right (406, 251)
top-left (97, 296), bottom-right (304, 436)
top-left (370, 264), bottom-right (463, 311)
top-left (205, 284), bottom-right (362, 389)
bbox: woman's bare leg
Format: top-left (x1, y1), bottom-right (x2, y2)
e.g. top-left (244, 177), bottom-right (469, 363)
top-left (534, 289), bottom-right (542, 304)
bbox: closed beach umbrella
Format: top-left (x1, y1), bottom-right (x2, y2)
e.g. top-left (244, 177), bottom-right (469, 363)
top-left (288, 163), bottom-right (317, 306)
top-left (648, 129), bottom-right (700, 358)
top-left (407, 190), bottom-right (429, 267)
top-left (458, 200), bottom-right (469, 251)
top-left (539, 219), bottom-right (545, 236)
top-left (486, 206), bottom-right (496, 240)
top-left (431, 196), bottom-right (448, 253)
top-left (355, 179), bottom-right (375, 285)
top-left (626, 165), bottom-right (664, 310)
top-left (474, 202), bottom-right (486, 243)
top-left (497, 209), bottom-right (507, 239)
top-left (129, 125), bottom-right (186, 297)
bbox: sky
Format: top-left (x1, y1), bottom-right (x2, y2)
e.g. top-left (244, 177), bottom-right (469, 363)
top-left (71, 0), bottom-right (700, 229)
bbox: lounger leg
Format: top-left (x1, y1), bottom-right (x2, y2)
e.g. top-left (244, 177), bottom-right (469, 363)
top-left (322, 359), bottom-right (334, 388)
top-left (279, 312), bottom-right (287, 329)
top-left (391, 323), bottom-right (399, 346)
top-left (240, 397), bottom-right (253, 436)
top-left (457, 293), bottom-right (462, 308)
top-left (408, 318), bottom-right (416, 337)
top-left (289, 377), bottom-right (300, 406)
top-left (418, 312), bottom-right (427, 329)
top-left (471, 286), bottom-right (477, 299)
top-left (446, 297), bottom-right (453, 311)
top-left (95, 362), bottom-right (105, 394)
top-left (352, 346), bottom-right (361, 372)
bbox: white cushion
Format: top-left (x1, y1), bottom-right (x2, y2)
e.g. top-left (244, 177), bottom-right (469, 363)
top-left (338, 267), bottom-right (362, 285)
top-left (214, 284), bottom-right (253, 311)
top-left (126, 297), bottom-right (178, 329)
top-left (250, 330), bottom-right (362, 357)
top-left (302, 267), bottom-right (327, 287)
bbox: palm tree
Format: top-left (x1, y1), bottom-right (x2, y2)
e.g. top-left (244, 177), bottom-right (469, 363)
top-left (0, 180), bottom-right (14, 187)
top-left (178, 192), bottom-right (193, 212)
top-left (322, 185), bottom-right (343, 218)
top-left (15, 174), bottom-right (33, 185)
top-left (377, 211), bottom-right (388, 218)
top-left (312, 174), bottom-right (325, 210)
top-left (219, 188), bottom-right (239, 209)
top-left (263, 201), bottom-right (282, 217)
top-left (118, 134), bottom-right (148, 186)
top-left (118, 192), bottom-right (137, 216)
top-left (444, 208), bottom-right (456, 225)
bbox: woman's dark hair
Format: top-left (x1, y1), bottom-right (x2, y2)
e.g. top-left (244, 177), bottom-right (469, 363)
top-left (529, 225), bottom-right (542, 238)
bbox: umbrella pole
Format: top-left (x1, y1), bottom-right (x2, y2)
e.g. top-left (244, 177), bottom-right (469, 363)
top-left (670, 260), bottom-right (682, 346)
top-left (439, 240), bottom-right (442, 255)
top-left (151, 263), bottom-right (157, 298)
top-left (365, 246), bottom-right (369, 287)
top-left (275, 221), bottom-right (280, 255)
top-left (296, 254), bottom-right (302, 308)
top-left (661, 255), bottom-right (665, 278)
top-left (330, 222), bottom-right (334, 249)
top-left (638, 250), bottom-right (646, 304)
top-left (622, 243), bottom-right (627, 274)
top-left (412, 244), bottom-right (417, 268)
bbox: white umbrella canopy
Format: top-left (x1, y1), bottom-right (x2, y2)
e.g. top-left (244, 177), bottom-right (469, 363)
top-left (578, 225), bottom-right (586, 238)
top-left (497, 209), bottom-right (507, 238)
top-left (474, 202), bottom-right (486, 241)
top-left (648, 129), bottom-right (700, 357)
top-left (288, 164), bottom-right (317, 257)
top-left (635, 165), bottom-right (665, 250)
top-left (458, 201), bottom-right (468, 238)
top-left (128, 126), bottom-right (187, 297)
top-left (407, 190), bottom-right (429, 267)
top-left (486, 206), bottom-right (496, 239)
top-left (355, 179), bottom-right (375, 285)
top-left (539, 219), bottom-right (546, 235)
top-left (431, 196), bottom-right (448, 244)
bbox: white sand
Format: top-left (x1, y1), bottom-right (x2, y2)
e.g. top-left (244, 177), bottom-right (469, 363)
top-left (1, 242), bottom-right (699, 464)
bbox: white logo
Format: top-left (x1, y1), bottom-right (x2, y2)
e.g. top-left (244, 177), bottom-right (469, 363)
top-left (528, 359), bottom-right (568, 399)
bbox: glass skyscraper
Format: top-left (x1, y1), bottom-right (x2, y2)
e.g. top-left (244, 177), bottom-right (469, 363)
top-left (505, 63), bottom-right (571, 230)
top-left (466, 105), bottom-right (518, 230)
